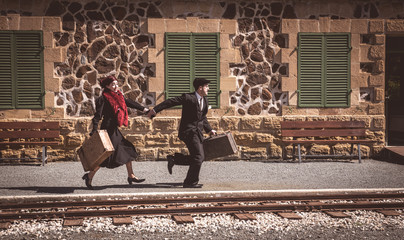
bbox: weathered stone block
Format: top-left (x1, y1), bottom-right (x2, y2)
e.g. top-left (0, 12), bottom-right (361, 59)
top-left (368, 103), bottom-right (384, 115)
top-left (240, 117), bottom-right (262, 130)
top-left (281, 77), bottom-right (297, 92)
top-left (351, 19), bottom-right (369, 34)
top-left (153, 118), bottom-right (178, 132)
top-left (157, 148), bottom-right (181, 159)
top-left (0, 16), bottom-right (8, 30)
top-left (65, 134), bottom-right (83, 148)
top-left (220, 19), bottom-right (237, 34)
top-left (300, 20), bottom-right (319, 32)
top-left (369, 20), bottom-right (384, 33)
top-left (145, 133), bottom-right (170, 146)
top-left (374, 87), bottom-right (384, 102)
top-left (369, 45), bottom-right (384, 60)
top-left (281, 19), bottom-right (299, 34)
top-left (220, 116), bottom-right (240, 130)
top-left (241, 147), bottom-right (267, 160)
top-left (8, 14), bottom-right (20, 30)
top-left (147, 18), bottom-right (165, 33)
top-left (373, 60), bottom-right (384, 74)
top-left (43, 31), bottom-right (53, 48)
top-left (131, 118), bottom-right (151, 132)
top-left (221, 77), bottom-right (236, 91)
top-left (148, 77), bottom-right (164, 92)
top-left (309, 145), bottom-right (330, 155)
top-left (386, 19), bottom-right (404, 33)
top-left (75, 119), bottom-right (90, 133)
top-left (137, 148), bottom-right (157, 161)
top-left (330, 19), bottom-right (350, 32)
top-left (221, 48), bottom-right (238, 63)
top-left (268, 143), bottom-right (282, 159)
top-left (42, 17), bottom-right (62, 32)
top-left (44, 48), bottom-right (63, 63)
top-left (256, 133), bottom-right (274, 144)
top-left (31, 107), bottom-right (64, 119)
top-left (360, 45), bottom-right (371, 62)
top-left (166, 19), bottom-right (187, 32)
top-left (234, 132), bottom-right (254, 146)
top-left (45, 78), bottom-right (60, 92)
top-left (372, 117), bottom-right (385, 129)
top-left (207, 118), bottom-right (219, 131)
top-left (20, 17), bottom-right (42, 30)
top-left (170, 135), bottom-right (185, 147)
top-left (126, 134), bottom-right (145, 147)
top-left (319, 17), bottom-right (330, 32)
top-left (369, 74), bottom-right (384, 86)
top-left (2, 109), bottom-right (30, 119)
top-left (351, 74), bottom-right (369, 88)
top-left (147, 48), bottom-right (164, 63)
top-left (374, 34), bottom-right (385, 45)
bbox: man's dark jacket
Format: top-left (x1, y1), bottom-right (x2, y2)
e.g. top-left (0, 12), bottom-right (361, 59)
top-left (153, 92), bottom-right (212, 142)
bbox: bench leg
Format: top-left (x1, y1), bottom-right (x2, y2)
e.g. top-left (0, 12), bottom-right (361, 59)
top-left (292, 145), bottom-right (296, 161)
top-left (350, 143), bottom-right (354, 161)
top-left (298, 144), bottom-right (302, 163)
top-left (42, 146), bottom-right (48, 166)
top-left (358, 143), bottom-right (361, 163)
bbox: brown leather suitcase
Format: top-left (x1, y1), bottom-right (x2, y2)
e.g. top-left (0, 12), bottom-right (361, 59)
top-left (203, 132), bottom-right (237, 160)
top-left (77, 130), bottom-right (114, 171)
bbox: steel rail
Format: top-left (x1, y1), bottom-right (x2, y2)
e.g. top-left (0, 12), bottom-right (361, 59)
top-left (1, 200), bottom-right (403, 221)
top-left (1, 192), bottom-right (404, 210)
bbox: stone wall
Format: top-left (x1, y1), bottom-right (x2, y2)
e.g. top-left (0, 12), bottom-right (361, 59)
top-left (1, 0), bottom-right (402, 162)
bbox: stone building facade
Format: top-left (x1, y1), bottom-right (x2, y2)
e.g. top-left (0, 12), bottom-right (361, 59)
top-left (0, 0), bottom-right (401, 162)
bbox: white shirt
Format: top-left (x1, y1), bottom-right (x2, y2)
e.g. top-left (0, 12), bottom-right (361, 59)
top-left (195, 92), bottom-right (203, 110)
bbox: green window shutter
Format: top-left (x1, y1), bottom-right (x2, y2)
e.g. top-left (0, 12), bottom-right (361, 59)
top-left (325, 34), bottom-right (351, 107)
top-left (298, 34), bottom-right (323, 107)
top-left (194, 33), bottom-right (220, 108)
top-left (0, 31), bottom-right (44, 109)
top-left (0, 32), bottom-right (13, 109)
top-left (15, 31), bottom-right (44, 109)
top-left (165, 33), bottom-right (192, 99)
top-left (165, 32), bottom-right (220, 108)
top-left (298, 33), bottom-right (350, 108)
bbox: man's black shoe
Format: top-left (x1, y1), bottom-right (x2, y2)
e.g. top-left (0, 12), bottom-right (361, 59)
top-left (183, 184), bottom-right (203, 188)
top-left (167, 155), bottom-right (175, 175)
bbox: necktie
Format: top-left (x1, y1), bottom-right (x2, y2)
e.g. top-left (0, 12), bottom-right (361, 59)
top-left (199, 98), bottom-right (203, 111)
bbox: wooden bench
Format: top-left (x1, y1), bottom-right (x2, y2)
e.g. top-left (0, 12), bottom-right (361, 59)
top-left (281, 121), bottom-right (375, 163)
top-left (0, 122), bottom-right (60, 165)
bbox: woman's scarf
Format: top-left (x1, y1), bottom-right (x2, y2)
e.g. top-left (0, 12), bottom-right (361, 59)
top-left (102, 89), bottom-right (128, 127)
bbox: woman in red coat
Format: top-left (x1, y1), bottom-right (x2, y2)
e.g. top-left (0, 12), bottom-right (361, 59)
top-left (82, 76), bottom-right (146, 189)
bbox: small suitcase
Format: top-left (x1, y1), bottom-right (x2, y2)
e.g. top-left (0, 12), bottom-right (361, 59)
top-left (77, 130), bottom-right (114, 171)
top-left (203, 132), bottom-right (237, 160)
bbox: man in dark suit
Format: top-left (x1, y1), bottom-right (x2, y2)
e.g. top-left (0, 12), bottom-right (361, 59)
top-left (147, 78), bottom-right (216, 188)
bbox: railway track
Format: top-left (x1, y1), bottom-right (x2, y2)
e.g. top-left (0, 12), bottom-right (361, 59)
top-left (1, 192), bottom-right (403, 226)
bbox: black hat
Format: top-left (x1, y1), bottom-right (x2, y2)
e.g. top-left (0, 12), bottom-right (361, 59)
top-left (193, 78), bottom-right (210, 89)
top-left (100, 76), bottom-right (117, 88)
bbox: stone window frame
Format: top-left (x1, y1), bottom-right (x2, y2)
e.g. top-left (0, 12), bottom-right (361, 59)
top-left (0, 14), bottom-right (65, 119)
top-left (147, 17), bottom-right (240, 116)
top-left (280, 17), bottom-right (386, 116)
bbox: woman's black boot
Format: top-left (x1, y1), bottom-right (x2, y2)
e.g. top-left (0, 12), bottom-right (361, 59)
top-left (127, 177), bottom-right (145, 185)
top-left (82, 173), bottom-right (93, 189)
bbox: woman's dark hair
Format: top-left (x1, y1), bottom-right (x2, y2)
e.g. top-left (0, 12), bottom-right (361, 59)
top-left (100, 76), bottom-right (117, 88)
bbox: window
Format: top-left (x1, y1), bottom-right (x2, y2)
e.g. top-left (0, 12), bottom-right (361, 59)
top-left (0, 31), bottom-right (44, 109)
top-left (165, 32), bottom-right (220, 108)
top-left (298, 33), bottom-right (351, 107)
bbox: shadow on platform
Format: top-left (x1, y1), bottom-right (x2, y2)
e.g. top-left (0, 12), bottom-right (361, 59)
top-left (0, 183), bottom-right (184, 194)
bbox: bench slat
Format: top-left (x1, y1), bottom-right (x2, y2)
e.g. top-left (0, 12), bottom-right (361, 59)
top-left (283, 140), bottom-right (375, 144)
top-left (281, 129), bottom-right (366, 137)
top-left (0, 141), bottom-right (59, 146)
top-left (0, 130), bottom-right (60, 139)
top-left (280, 121), bottom-right (365, 129)
top-left (0, 122), bottom-right (59, 130)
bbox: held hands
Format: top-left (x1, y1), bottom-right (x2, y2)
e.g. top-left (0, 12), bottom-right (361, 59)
top-left (146, 109), bottom-right (156, 119)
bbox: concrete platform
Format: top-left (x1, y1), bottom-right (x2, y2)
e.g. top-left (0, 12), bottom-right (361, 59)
top-left (1, 159), bottom-right (404, 202)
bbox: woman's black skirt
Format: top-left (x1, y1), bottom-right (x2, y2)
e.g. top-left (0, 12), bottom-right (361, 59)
top-left (100, 127), bottom-right (138, 169)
